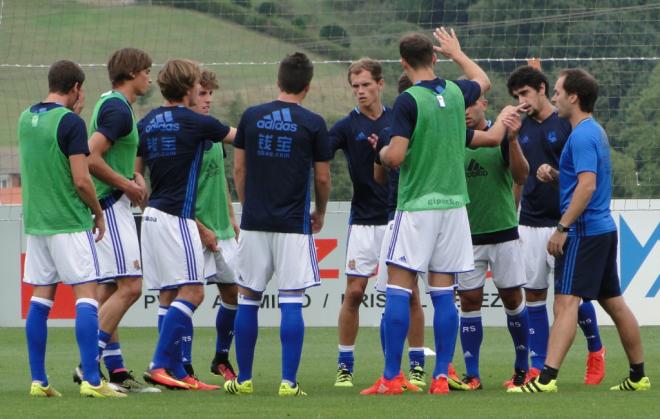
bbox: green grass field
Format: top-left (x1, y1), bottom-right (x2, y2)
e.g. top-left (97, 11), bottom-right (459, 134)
top-left (1, 326), bottom-right (656, 418)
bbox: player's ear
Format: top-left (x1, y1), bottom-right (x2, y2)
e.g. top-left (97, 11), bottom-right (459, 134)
top-left (432, 53), bottom-right (438, 65)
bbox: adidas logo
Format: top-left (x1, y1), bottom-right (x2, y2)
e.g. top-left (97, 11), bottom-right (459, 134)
top-left (398, 255), bottom-right (407, 263)
top-left (256, 108), bottom-right (298, 132)
top-left (464, 351), bottom-right (473, 358)
top-left (144, 110), bottom-right (179, 133)
top-left (515, 345), bottom-right (527, 351)
top-left (377, 383), bottom-right (389, 393)
top-left (355, 131), bottom-right (367, 141)
top-left (466, 159), bottom-right (488, 177)
top-left (547, 131), bottom-right (557, 143)
top-left (529, 350), bottom-right (538, 356)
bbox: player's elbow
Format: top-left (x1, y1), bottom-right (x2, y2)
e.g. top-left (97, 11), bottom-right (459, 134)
top-left (73, 175), bottom-right (91, 194)
top-left (315, 171), bottom-right (331, 190)
top-left (478, 76), bottom-right (491, 94)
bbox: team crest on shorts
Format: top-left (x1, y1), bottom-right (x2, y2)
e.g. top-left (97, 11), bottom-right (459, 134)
top-left (133, 260), bottom-right (141, 270)
top-left (348, 259), bottom-right (356, 270)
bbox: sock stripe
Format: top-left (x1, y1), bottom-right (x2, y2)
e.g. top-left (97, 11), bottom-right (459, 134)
top-left (102, 349), bottom-right (122, 357)
top-left (460, 310), bottom-right (482, 318)
top-left (30, 296), bottom-right (54, 308)
top-left (158, 305), bottom-right (169, 316)
top-left (238, 295), bottom-right (261, 306)
top-left (76, 298), bottom-right (98, 308)
top-left (279, 295), bottom-right (304, 305)
top-left (220, 302), bottom-right (238, 310)
top-left (338, 345), bottom-right (355, 352)
top-left (171, 301), bottom-right (194, 318)
top-left (386, 284), bottom-right (413, 294)
top-left (505, 302), bottom-right (526, 316)
top-left (526, 301), bottom-right (546, 308)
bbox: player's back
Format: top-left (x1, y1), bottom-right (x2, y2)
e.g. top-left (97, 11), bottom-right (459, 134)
top-left (235, 100), bottom-right (331, 234)
top-left (137, 106), bottom-right (229, 219)
top-left (18, 103), bottom-right (92, 234)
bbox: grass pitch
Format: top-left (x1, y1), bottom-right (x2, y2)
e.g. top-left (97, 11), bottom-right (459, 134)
top-left (0, 326), bottom-right (656, 418)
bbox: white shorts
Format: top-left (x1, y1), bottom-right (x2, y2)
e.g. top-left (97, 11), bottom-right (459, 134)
top-left (141, 207), bottom-right (205, 291)
top-left (457, 240), bottom-right (526, 291)
top-left (375, 220), bottom-right (427, 293)
top-left (519, 225), bottom-right (555, 290)
top-left (236, 230), bottom-right (320, 293)
top-left (96, 194), bottom-right (142, 283)
top-left (23, 231), bottom-right (100, 286)
top-left (386, 208), bottom-right (474, 280)
top-left (345, 224), bottom-right (386, 277)
top-left (204, 238), bottom-right (239, 285)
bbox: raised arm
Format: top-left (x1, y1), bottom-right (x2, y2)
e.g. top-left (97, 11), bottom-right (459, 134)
top-left (433, 26), bottom-right (490, 95)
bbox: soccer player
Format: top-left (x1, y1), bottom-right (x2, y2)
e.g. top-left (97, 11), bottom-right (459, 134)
top-left (20, 60), bottom-right (124, 398)
top-left (188, 68), bottom-right (239, 381)
top-left (331, 58), bottom-right (394, 388)
top-left (454, 95), bottom-right (531, 391)
top-left (72, 47), bottom-right (159, 393)
top-left (511, 68), bottom-right (650, 393)
top-left (138, 59), bottom-right (233, 390)
top-left (507, 64), bottom-right (605, 384)
top-left (362, 27), bottom-right (490, 395)
top-left (224, 52), bottom-right (332, 396)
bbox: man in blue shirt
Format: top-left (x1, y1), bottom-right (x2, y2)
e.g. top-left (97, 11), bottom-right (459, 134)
top-left (225, 52), bottom-right (332, 397)
top-left (507, 64), bottom-right (605, 384)
top-left (511, 68), bottom-right (650, 393)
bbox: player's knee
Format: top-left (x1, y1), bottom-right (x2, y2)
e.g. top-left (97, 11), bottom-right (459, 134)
top-left (343, 286), bottom-right (365, 306)
top-left (121, 278), bottom-right (142, 303)
top-left (220, 285), bottom-right (238, 306)
top-left (459, 290), bottom-right (483, 312)
top-left (179, 285), bottom-right (204, 306)
top-left (525, 288), bottom-right (547, 303)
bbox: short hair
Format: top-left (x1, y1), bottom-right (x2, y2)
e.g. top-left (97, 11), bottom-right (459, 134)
top-left (48, 60), bottom-right (85, 94)
top-left (200, 69), bottom-right (219, 90)
top-left (157, 59), bottom-right (201, 102)
top-left (507, 65), bottom-right (550, 97)
top-left (399, 33), bottom-right (434, 69)
top-left (107, 48), bottom-right (152, 86)
top-left (559, 68), bottom-right (599, 113)
top-left (397, 72), bottom-right (412, 94)
top-left (278, 52), bottom-right (314, 94)
top-left (347, 58), bottom-right (383, 84)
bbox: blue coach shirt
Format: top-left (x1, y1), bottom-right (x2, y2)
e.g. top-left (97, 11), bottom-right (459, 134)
top-left (559, 117), bottom-right (616, 237)
top-left (330, 107), bottom-right (390, 225)
top-left (518, 112), bottom-right (572, 227)
top-left (137, 106), bottom-right (230, 219)
top-left (234, 100), bottom-right (332, 234)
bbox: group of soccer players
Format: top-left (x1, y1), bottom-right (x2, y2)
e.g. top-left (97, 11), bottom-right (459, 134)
top-left (20, 25), bottom-right (650, 398)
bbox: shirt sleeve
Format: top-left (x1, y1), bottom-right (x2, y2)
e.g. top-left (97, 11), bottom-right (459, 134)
top-left (94, 98), bottom-right (133, 142)
top-left (465, 128), bottom-right (475, 147)
top-left (390, 92), bottom-right (417, 140)
top-left (57, 113), bottom-right (90, 157)
top-left (571, 134), bottom-right (599, 174)
top-left (500, 137), bottom-right (510, 166)
top-left (233, 111), bottom-right (247, 149)
top-left (313, 116), bottom-right (333, 162)
top-left (328, 119), bottom-right (347, 157)
top-left (453, 79), bottom-right (482, 108)
top-left (199, 114), bottom-right (231, 143)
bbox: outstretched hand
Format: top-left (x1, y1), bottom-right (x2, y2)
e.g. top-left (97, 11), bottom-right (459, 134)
top-left (433, 26), bottom-right (462, 59)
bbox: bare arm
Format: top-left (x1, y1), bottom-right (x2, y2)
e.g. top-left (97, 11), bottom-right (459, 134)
top-left (311, 161), bottom-right (331, 234)
top-left (226, 178), bottom-right (239, 238)
top-left (196, 218), bottom-right (218, 252)
top-left (513, 183), bottom-right (523, 210)
top-left (233, 148), bottom-right (246, 205)
top-left (69, 154), bottom-right (105, 241)
top-left (433, 26), bottom-right (490, 94)
top-left (374, 163), bottom-right (389, 185)
top-left (502, 112), bottom-right (529, 185)
top-left (222, 127), bottom-right (237, 144)
top-left (380, 136), bottom-right (409, 168)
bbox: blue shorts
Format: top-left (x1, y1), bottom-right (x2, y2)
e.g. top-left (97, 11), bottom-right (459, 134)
top-left (554, 231), bottom-right (621, 300)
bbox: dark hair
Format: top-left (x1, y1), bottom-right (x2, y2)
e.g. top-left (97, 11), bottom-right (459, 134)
top-left (107, 48), bottom-right (152, 86)
top-left (278, 52), bottom-right (313, 94)
top-left (157, 59), bottom-right (200, 102)
top-left (200, 69), bottom-right (219, 90)
top-left (507, 65), bottom-right (550, 98)
top-left (559, 68), bottom-right (599, 113)
top-left (347, 58), bottom-right (383, 84)
top-left (397, 72), bottom-right (412, 94)
top-left (48, 60), bottom-right (85, 94)
top-left (399, 33), bottom-right (434, 69)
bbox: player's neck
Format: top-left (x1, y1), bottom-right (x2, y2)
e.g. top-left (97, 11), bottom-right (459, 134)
top-left (114, 84), bottom-right (137, 104)
top-left (532, 100), bottom-right (554, 122)
top-left (474, 118), bottom-right (489, 131)
top-left (569, 111), bottom-right (592, 128)
top-left (408, 67), bottom-right (436, 84)
top-left (277, 92), bottom-right (305, 104)
top-left (163, 99), bottom-right (186, 108)
top-left (358, 101), bottom-right (384, 120)
top-left (43, 93), bottom-right (70, 109)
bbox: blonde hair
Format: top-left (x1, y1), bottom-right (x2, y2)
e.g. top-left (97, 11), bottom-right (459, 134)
top-left (347, 58), bottom-right (383, 84)
top-left (157, 59), bottom-right (201, 101)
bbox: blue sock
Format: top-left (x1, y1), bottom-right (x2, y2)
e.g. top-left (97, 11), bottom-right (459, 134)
top-left (527, 302), bottom-right (549, 370)
top-left (431, 288), bottom-right (458, 379)
top-left (169, 315), bottom-right (193, 379)
top-left (98, 329), bottom-right (111, 364)
top-left (337, 345), bottom-right (355, 372)
top-left (103, 342), bottom-right (126, 373)
top-left (181, 313), bottom-right (193, 366)
top-left (235, 295), bottom-right (260, 383)
top-left (76, 298), bottom-right (100, 386)
top-left (409, 348), bottom-right (425, 369)
top-left (157, 305), bottom-right (168, 333)
top-left (280, 295), bottom-right (305, 384)
top-left (383, 286), bottom-right (411, 380)
top-left (151, 299), bottom-right (195, 377)
top-left (26, 297), bottom-right (53, 385)
top-left (379, 313), bottom-right (386, 356)
top-left (578, 301), bottom-right (603, 352)
top-left (460, 311), bottom-right (483, 378)
top-left (506, 303), bottom-right (530, 372)
top-left (215, 302), bottom-right (237, 355)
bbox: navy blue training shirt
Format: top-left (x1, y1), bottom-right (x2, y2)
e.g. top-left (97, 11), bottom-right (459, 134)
top-left (30, 103), bottom-right (89, 157)
top-left (518, 111), bottom-right (571, 227)
top-left (95, 97), bottom-right (133, 142)
top-left (137, 106), bottom-right (230, 219)
top-left (234, 100), bottom-right (332, 234)
top-left (390, 78), bottom-right (481, 139)
top-left (330, 107), bottom-right (390, 225)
